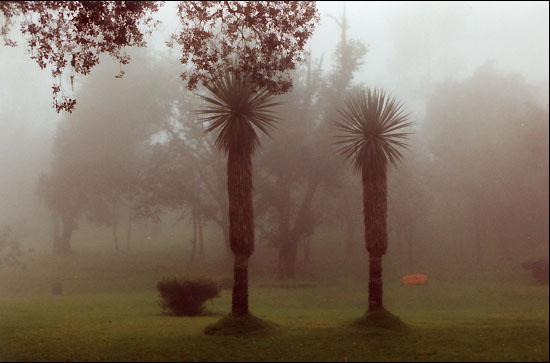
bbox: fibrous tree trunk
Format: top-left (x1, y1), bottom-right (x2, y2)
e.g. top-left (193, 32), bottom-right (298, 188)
top-left (363, 166), bottom-right (387, 312)
top-left (227, 147), bottom-right (254, 316)
top-left (233, 253), bottom-right (249, 315)
top-left (368, 254), bottom-right (383, 311)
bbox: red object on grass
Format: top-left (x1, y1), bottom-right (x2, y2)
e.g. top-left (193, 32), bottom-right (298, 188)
top-left (401, 273), bottom-right (428, 285)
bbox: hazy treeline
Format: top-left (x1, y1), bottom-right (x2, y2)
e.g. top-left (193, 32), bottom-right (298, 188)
top-left (0, 4), bottom-right (548, 280)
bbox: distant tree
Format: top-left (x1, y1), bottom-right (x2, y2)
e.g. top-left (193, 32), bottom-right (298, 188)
top-left (36, 134), bottom-right (89, 255)
top-left (325, 173), bottom-right (362, 259)
top-left (256, 7), bottom-right (367, 280)
top-left (307, 5), bottom-right (367, 263)
top-left (136, 136), bottom-right (226, 261)
top-left (335, 88), bottom-right (412, 312)
top-left (76, 53), bottom-right (170, 251)
top-left (36, 50), bottom-right (175, 254)
top-left (131, 67), bottom-right (231, 260)
top-left (254, 56), bottom-right (325, 280)
top-left (326, 4), bottom-right (368, 94)
top-left (424, 64), bottom-right (549, 267)
top-left (183, 2), bottom-right (318, 317)
top-left (0, 225), bottom-right (23, 268)
top-left (387, 149), bottom-right (430, 270)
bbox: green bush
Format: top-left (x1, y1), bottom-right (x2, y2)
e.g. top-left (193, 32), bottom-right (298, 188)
top-left (157, 276), bottom-right (220, 316)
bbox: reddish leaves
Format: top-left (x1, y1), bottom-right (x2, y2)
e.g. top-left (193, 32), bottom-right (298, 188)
top-left (1, 1), bottom-right (318, 112)
top-left (172, 1), bottom-right (319, 94)
top-left (1, 1), bottom-right (161, 112)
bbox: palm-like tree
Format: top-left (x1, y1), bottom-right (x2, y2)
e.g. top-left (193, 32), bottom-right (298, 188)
top-left (197, 71), bottom-right (278, 316)
top-left (335, 88), bottom-right (412, 312)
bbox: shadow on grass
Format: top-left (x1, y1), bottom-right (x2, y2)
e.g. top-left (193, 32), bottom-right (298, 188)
top-left (349, 309), bottom-right (410, 334)
top-left (156, 310), bottom-right (225, 318)
top-left (204, 314), bottom-right (278, 336)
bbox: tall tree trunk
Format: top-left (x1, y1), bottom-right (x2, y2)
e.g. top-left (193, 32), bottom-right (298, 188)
top-left (190, 212), bottom-right (197, 263)
top-left (54, 214), bottom-right (74, 256)
top-left (232, 253), bottom-right (249, 316)
top-left (198, 214), bottom-right (204, 258)
top-left (227, 147), bottom-right (254, 316)
top-left (368, 254), bottom-right (384, 311)
top-left (277, 246), bottom-right (286, 280)
top-left (151, 220), bottom-right (161, 242)
top-left (276, 181), bottom-right (291, 280)
top-left (285, 238), bottom-right (298, 279)
top-left (126, 215), bottom-right (132, 251)
top-left (51, 212), bottom-right (60, 255)
top-left (279, 180), bottom-right (319, 280)
top-left (363, 166), bottom-right (387, 312)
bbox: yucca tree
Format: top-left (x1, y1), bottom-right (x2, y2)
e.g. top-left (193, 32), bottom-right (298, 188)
top-left (335, 88), bottom-right (412, 312)
top-left (197, 71), bottom-right (278, 316)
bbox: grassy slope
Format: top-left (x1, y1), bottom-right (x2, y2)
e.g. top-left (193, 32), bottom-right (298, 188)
top-left (0, 252), bottom-right (548, 361)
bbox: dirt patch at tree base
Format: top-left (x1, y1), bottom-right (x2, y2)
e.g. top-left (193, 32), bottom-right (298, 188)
top-left (204, 314), bottom-right (276, 336)
top-left (351, 309), bottom-right (409, 332)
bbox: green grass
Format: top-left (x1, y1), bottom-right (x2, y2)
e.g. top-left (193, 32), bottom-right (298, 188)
top-left (0, 252), bottom-right (548, 361)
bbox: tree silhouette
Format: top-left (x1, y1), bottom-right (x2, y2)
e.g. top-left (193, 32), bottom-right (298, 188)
top-left (335, 88), bottom-right (412, 312)
top-left (186, 2), bottom-right (318, 318)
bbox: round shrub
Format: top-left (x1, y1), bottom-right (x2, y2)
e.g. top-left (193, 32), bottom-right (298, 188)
top-left (157, 276), bottom-right (220, 316)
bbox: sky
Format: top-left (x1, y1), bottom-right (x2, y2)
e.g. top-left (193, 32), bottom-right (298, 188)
top-left (143, 1), bottom-right (549, 118)
top-left (309, 1), bottom-right (549, 88)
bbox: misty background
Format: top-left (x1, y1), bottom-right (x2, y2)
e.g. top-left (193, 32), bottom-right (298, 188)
top-left (0, 1), bottom-right (548, 285)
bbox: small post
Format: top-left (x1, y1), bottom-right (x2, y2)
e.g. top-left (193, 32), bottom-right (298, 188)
top-left (52, 282), bottom-right (63, 295)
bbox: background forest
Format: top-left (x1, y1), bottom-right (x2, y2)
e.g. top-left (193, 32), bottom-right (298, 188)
top-left (0, 2), bottom-right (548, 361)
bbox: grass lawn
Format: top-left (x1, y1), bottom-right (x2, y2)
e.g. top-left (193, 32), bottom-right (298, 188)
top-left (0, 272), bottom-right (548, 361)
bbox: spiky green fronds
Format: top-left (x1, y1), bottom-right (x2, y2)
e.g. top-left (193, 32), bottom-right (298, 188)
top-left (335, 88), bottom-right (412, 172)
top-left (197, 71), bottom-right (279, 155)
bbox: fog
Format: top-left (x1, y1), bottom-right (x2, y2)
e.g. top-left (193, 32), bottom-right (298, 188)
top-left (0, 2), bottom-right (548, 360)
